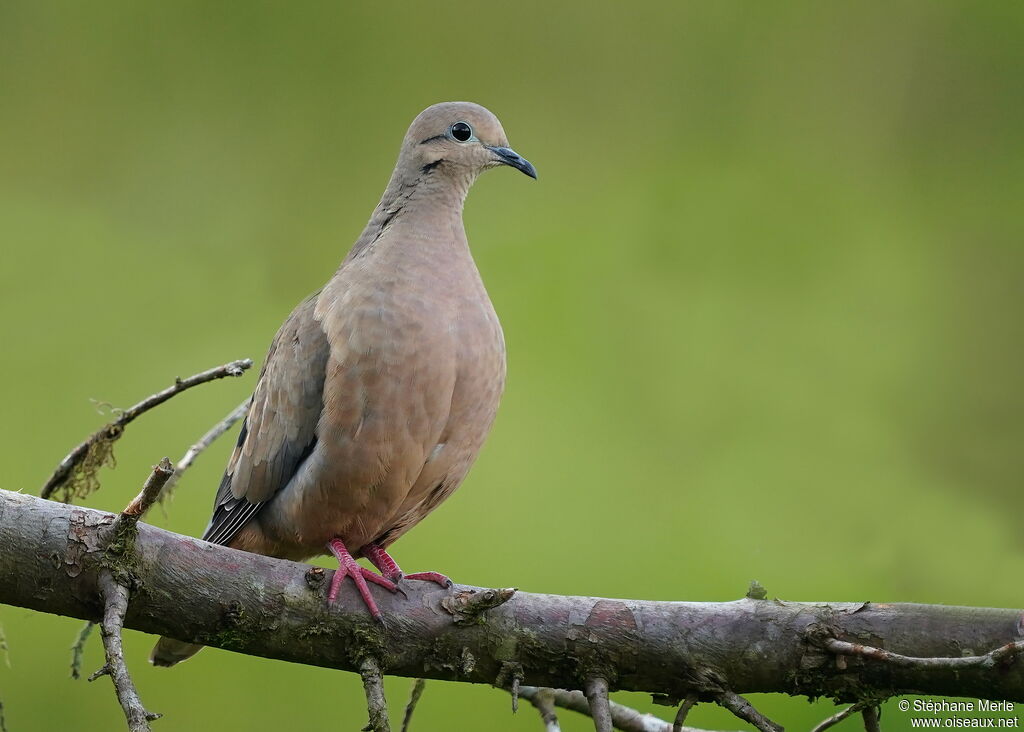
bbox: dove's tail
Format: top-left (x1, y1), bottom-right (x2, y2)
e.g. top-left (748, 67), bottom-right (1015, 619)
top-left (150, 636), bottom-right (204, 667)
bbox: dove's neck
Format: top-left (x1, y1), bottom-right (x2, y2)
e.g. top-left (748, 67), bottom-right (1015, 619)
top-left (344, 166), bottom-right (475, 264)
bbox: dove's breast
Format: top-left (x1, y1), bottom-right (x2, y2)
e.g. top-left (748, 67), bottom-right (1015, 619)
top-left (376, 265), bottom-right (507, 548)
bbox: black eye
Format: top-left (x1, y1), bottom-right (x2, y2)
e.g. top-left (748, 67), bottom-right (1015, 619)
top-left (450, 122), bottom-right (473, 142)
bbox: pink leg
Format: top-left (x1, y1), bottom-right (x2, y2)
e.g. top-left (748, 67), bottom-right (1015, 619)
top-left (362, 543), bottom-right (453, 588)
top-left (326, 538), bottom-right (398, 620)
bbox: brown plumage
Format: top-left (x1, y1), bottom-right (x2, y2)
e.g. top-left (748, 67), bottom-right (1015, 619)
top-left (151, 101), bottom-right (535, 666)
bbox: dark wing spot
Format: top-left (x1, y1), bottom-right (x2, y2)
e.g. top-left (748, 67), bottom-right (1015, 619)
top-left (424, 480), bottom-right (451, 511)
top-left (202, 435), bottom-right (320, 546)
top-left (373, 528), bottom-right (396, 547)
top-left (235, 419), bottom-right (249, 452)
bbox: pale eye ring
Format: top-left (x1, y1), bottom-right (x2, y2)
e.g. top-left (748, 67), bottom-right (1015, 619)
top-left (449, 121), bottom-right (473, 142)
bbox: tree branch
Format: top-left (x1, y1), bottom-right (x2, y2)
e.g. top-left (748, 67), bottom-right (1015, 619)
top-left (160, 397), bottom-right (250, 503)
top-left (673, 694), bottom-right (698, 732)
top-left (79, 460), bottom-right (174, 730)
top-left (586, 676), bottom-right (614, 732)
top-left (122, 458), bottom-right (175, 519)
top-left (715, 690), bottom-right (781, 732)
top-left (525, 688), bottom-right (561, 731)
top-left (2, 488), bottom-right (1022, 731)
top-left (516, 686), bottom-right (720, 732)
top-left (70, 620), bottom-right (95, 680)
top-left (360, 656), bottom-right (391, 732)
top-left (40, 359), bottom-right (252, 502)
top-left (808, 702), bottom-right (868, 732)
top-left (400, 678), bottom-right (425, 732)
top-left (861, 705), bottom-right (881, 732)
top-left (825, 636), bottom-right (1024, 670)
top-left (93, 572), bottom-right (161, 731)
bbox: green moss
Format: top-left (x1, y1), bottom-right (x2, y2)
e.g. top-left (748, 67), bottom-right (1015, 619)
top-left (491, 634), bottom-right (520, 662)
top-left (207, 601), bottom-right (251, 651)
top-left (423, 633), bottom-right (471, 678)
top-left (296, 622), bottom-right (334, 640)
top-left (745, 580), bottom-right (768, 600)
top-left (100, 517), bottom-right (142, 589)
top-left (54, 425), bottom-right (122, 504)
top-left (351, 624), bottom-right (388, 655)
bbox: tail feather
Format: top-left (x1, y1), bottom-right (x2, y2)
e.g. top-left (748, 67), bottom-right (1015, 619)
top-left (150, 637), bottom-right (204, 667)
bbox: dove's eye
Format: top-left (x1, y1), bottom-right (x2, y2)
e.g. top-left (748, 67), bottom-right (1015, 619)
top-left (450, 122), bottom-right (473, 142)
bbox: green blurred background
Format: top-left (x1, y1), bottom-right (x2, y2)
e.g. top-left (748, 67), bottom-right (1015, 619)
top-left (2, 2), bottom-right (1022, 730)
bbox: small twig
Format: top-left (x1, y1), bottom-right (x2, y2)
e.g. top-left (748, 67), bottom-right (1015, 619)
top-left (440, 587), bottom-right (516, 625)
top-left (585, 677), bottom-right (613, 732)
top-left (41, 358), bottom-right (252, 501)
top-left (360, 657), bottom-right (391, 732)
top-left (861, 706), bottom-right (881, 732)
top-left (673, 694), bottom-right (698, 732)
top-left (495, 661), bottom-right (524, 713)
top-left (400, 678), bottom-right (425, 732)
top-left (70, 621), bottom-right (96, 680)
top-left (160, 397), bottom-right (250, 503)
top-left (810, 701), bottom-right (868, 732)
top-left (716, 690), bottom-right (783, 732)
top-left (826, 637), bottom-right (1024, 669)
top-left (87, 664), bottom-right (110, 682)
top-left (95, 572), bottom-right (161, 731)
top-left (122, 458), bottom-right (175, 520)
top-left (530, 688), bottom-right (562, 732)
top-left (516, 687), bottom-right (719, 732)
top-left (86, 460), bottom-right (170, 729)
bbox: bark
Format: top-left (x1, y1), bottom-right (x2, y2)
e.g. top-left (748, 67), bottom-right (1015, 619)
top-left (1, 488), bottom-right (1021, 704)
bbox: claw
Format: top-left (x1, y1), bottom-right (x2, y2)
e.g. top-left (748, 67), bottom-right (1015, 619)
top-left (363, 543), bottom-right (454, 590)
top-left (326, 538), bottom-right (397, 619)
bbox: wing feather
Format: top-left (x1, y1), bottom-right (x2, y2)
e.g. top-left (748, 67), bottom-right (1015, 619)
top-left (202, 293), bottom-right (329, 546)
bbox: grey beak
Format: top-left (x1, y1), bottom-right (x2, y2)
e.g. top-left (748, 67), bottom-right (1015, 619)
top-left (487, 146), bottom-right (538, 179)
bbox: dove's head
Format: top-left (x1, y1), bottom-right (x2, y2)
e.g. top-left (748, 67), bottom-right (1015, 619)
top-left (400, 102), bottom-right (537, 184)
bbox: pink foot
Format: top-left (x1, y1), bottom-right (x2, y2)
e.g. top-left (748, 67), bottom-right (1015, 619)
top-left (362, 543), bottom-right (453, 588)
top-left (326, 538), bottom-right (398, 620)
